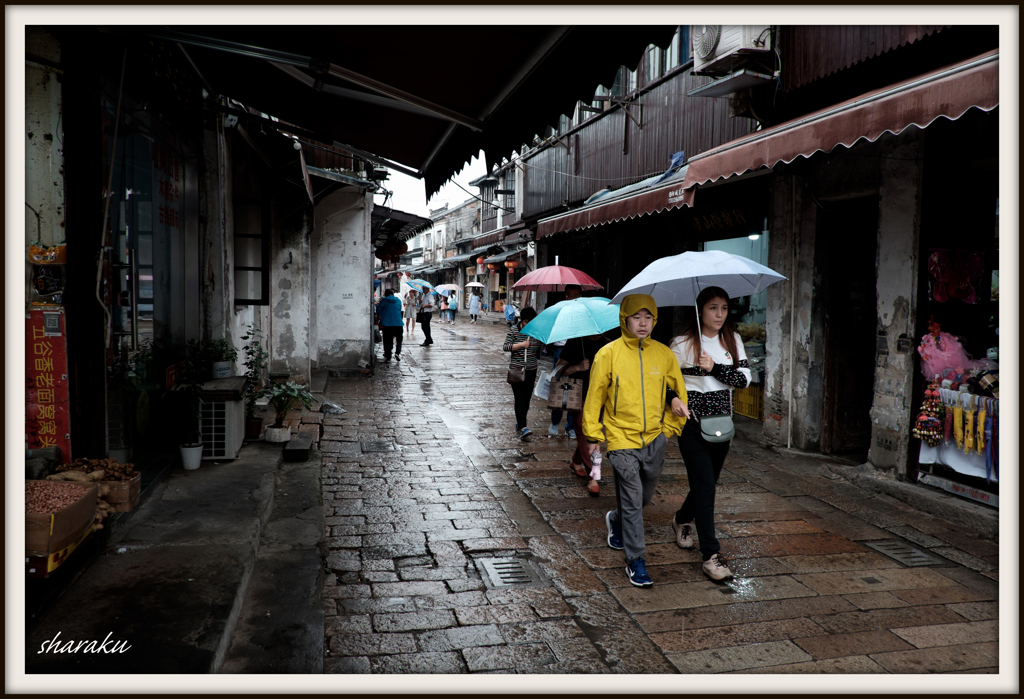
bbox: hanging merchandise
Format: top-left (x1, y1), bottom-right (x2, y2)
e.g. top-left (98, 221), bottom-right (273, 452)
top-left (975, 403), bottom-right (986, 456)
top-left (952, 399), bottom-right (964, 451)
top-left (911, 382), bottom-right (944, 447)
top-left (917, 320), bottom-right (981, 380)
top-left (927, 249), bottom-right (985, 304)
top-left (962, 398), bottom-right (975, 454)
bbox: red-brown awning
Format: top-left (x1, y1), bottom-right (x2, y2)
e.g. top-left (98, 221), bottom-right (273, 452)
top-left (537, 173), bottom-right (694, 239)
top-left (681, 49), bottom-right (999, 191)
top-left (537, 49), bottom-right (998, 240)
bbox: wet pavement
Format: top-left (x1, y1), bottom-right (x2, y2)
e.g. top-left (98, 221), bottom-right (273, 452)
top-left (318, 316), bottom-right (1002, 676)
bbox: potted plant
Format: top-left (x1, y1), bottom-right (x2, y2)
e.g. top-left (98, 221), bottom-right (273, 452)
top-left (186, 337), bottom-right (238, 380)
top-left (174, 353), bottom-right (206, 470)
top-left (258, 380), bottom-right (315, 443)
top-left (241, 325), bottom-right (269, 440)
top-left (208, 338), bottom-right (237, 379)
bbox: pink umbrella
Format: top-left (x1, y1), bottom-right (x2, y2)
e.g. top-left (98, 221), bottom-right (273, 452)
top-left (512, 265), bottom-right (603, 292)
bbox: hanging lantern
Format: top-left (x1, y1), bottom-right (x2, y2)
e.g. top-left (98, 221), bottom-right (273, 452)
top-left (487, 263), bottom-right (499, 272)
top-left (504, 260), bottom-right (519, 270)
top-left (476, 257), bottom-right (486, 265)
top-left (396, 241), bottom-right (409, 256)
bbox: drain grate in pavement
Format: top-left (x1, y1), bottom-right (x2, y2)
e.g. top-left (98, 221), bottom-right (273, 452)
top-left (475, 557), bottom-right (549, 589)
top-left (865, 540), bottom-right (946, 567)
top-left (360, 441), bottom-right (395, 453)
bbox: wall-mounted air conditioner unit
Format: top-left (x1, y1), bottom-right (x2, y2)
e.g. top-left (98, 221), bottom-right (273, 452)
top-left (199, 377), bottom-right (247, 460)
top-left (691, 25), bottom-right (772, 76)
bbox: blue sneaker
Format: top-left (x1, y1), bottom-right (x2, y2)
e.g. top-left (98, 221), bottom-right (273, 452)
top-left (605, 511), bottom-right (623, 550)
top-left (566, 427), bottom-right (577, 440)
top-left (626, 558), bottom-right (653, 587)
top-left (520, 426), bottom-right (533, 441)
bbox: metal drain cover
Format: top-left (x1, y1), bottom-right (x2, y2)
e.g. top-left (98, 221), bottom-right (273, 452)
top-left (475, 557), bottom-right (549, 589)
top-left (360, 441), bottom-right (395, 453)
top-left (865, 540), bottom-right (946, 567)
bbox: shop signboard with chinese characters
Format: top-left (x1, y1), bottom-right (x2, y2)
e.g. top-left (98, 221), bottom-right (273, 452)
top-left (26, 309), bottom-right (71, 462)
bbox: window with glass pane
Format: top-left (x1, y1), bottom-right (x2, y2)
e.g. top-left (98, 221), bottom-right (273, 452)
top-left (646, 46), bottom-right (662, 83)
top-left (233, 202), bottom-right (269, 305)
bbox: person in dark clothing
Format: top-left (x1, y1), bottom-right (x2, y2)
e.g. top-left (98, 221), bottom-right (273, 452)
top-left (503, 306), bottom-right (542, 441)
top-left (375, 289), bottom-right (404, 361)
top-left (418, 291), bottom-right (435, 346)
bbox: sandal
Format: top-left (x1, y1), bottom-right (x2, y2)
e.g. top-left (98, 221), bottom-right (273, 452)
top-left (587, 479), bottom-right (600, 497)
top-left (569, 460), bottom-right (588, 478)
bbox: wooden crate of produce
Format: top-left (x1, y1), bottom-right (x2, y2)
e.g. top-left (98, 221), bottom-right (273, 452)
top-left (25, 480), bottom-right (98, 556)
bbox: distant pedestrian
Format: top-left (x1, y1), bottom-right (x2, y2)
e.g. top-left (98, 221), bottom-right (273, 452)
top-left (468, 292), bottom-right (481, 323)
top-left (404, 289), bottom-right (419, 337)
top-left (375, 289), bottom-right (404, 362)
top-left (582, 294), bottom-right (689, 588)
top-left (439, 295), bottom-right (450, 324)
top-left (503, 306), bottom-right (542, 441)
top-left (418, 290), bottom-right (435, 346)
top-left (504, 300), bottom-right (517, 328)
top-left (666, 286), bottom-right (750, 582)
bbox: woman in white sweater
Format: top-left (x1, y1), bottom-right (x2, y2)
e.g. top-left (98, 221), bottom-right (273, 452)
top-left (666, 286), bottom-right (751, 582)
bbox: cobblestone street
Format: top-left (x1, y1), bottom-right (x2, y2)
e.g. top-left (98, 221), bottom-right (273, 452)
top-left (315, 316), bottom-right (1000, 678)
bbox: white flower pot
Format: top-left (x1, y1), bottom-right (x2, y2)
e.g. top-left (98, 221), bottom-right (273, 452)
top-left (211, 361), bottom-right (232, 379)
top-left (264, 426), bottom-right (292, 443)
top-left (180, 444), bottom-right (204, 470)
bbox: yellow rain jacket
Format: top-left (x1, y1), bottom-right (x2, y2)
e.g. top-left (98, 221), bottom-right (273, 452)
top-left (582, 294), bottom-right (687, 451)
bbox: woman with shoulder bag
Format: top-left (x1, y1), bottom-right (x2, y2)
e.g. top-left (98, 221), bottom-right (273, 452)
top-left (666, 286), bottom-right (751, 582)
top-left (503, 306), bottom-right (542, 441)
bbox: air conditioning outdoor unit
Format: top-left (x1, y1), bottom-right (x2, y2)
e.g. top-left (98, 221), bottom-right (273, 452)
top-left (691, 25), bottom-right (772, 76)
top-left (198, 377), bottom-right (247, 460)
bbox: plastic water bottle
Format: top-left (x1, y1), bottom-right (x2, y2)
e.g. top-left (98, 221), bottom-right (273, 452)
top-left (590, 449), bottom-right (602, 481)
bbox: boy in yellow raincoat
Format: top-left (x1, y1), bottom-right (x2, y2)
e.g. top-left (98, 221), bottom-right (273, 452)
top-left (583, 294), bottom-right (690, 587)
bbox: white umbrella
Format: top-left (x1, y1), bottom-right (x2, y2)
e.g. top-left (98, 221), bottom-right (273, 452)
top-left (610, 250), bottom-right (787, 346)
top-left (465, 282), bottom-right (485, 288)
top-left (435, 283), bottom-right (462, 294)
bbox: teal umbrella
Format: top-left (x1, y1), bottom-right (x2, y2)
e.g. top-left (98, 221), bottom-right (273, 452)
top-left (520, 297), bottom-right (620, 344)
top-left (406, 279), bottom-right (434, 293)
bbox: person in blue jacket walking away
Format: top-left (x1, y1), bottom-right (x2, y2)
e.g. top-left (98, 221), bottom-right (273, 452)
top-left (375, 289), bottom-right (405, 361)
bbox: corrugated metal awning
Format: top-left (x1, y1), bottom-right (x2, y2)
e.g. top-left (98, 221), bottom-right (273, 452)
top-left (537, 49), bottom-right (998, 241)
top-left (681, 49), bottom-right (999, 192)
top-left (537, 167), bottom-right (691, 239)
top-left (484, 247), bottom-right (527, 264)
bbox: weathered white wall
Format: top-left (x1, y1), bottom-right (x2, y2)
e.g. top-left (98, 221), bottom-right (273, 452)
top-left (869, 130), bottom-right (924, 475)
top-left (763, 174), bottom-right (821, 450)
top-left (311, 187), bottom-right (373, 371)
top-left (269, 199), bottom-right (313, 382)
top-left (25, 28), bottom-right (64, 307)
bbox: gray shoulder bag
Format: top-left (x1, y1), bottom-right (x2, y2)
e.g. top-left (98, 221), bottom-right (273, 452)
top-left (698, 391), bottom-right (735, 443)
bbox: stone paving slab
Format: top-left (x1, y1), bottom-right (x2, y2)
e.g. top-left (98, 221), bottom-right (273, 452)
top-left (666, 639), bottom-right (814, 673)
top-left (730, 654), bottom-right (889, 673)
top-left (791, 567), bottom-right (963, 596)
top-left (635, 595), bottom-right (857, 633)
top-left (810, 604), bottom-right (970, 635)
top-left (890, 619), bottom-right (999, 648)
top-left (794, 629), bottom-right (915, 659)
top-left (650, 616), bottom-right (829, 653)
top-left (868, 641), bottom-right (999, 673)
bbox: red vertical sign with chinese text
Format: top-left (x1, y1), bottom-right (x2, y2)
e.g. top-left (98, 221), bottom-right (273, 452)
top-left (26, 309), bottom-right (72, 463)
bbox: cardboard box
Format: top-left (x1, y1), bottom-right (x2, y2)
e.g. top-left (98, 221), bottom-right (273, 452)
top-left (548, 377), bottom-right (583, 411)
top-left (25, 481), bottom-right (98, 556)
top-left (101, 473), bottom-right (141, 512)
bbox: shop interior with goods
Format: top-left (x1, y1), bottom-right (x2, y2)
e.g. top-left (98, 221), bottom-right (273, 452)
top-left (911, 197), bottom-right (999, 508)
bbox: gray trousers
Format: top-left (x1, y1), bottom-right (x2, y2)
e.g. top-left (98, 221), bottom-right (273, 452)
top-left (607, 433), bottom-right (667, 564)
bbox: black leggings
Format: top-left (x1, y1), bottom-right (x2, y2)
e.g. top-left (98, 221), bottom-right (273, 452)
top-left (674, 419), bottom-right (731, 560)
top-left (510, 369), bottom-right (537, 430)
top-left (420, 314), bottom-right (433, 344)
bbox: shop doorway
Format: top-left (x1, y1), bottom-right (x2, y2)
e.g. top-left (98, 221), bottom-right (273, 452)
top-left (820, 196), bottom-right (878, 459)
